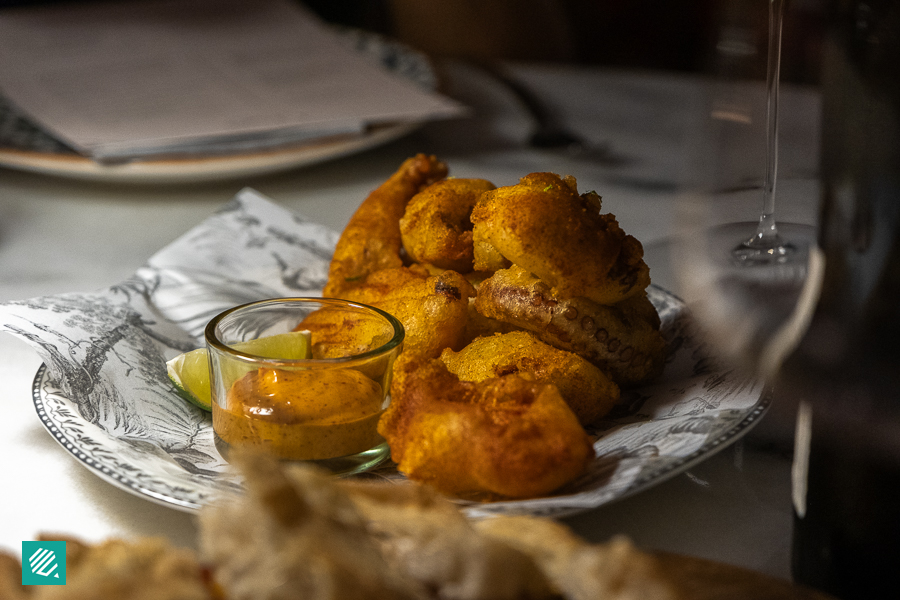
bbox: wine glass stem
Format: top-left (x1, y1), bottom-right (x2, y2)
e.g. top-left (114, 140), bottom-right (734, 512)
top-left (758, 0), bottom-right (785, 242)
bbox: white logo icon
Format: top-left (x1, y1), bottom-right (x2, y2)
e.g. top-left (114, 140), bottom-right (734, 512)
top-left (28, 548), bottom-right (60, 579)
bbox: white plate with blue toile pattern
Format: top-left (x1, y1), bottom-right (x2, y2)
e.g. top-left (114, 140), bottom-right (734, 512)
top-left (3, 189), bottom-right (768, 518)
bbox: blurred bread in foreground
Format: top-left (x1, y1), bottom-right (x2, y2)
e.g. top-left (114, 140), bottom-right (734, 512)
top-left (0, 534), bottom-right (222, 600)
top-left (0, 452), bottom-right (833, 600)
top-left (199, 452), bottom-right (667, 600)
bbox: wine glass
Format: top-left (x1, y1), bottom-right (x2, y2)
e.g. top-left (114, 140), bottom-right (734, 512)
top-left (729, 0), bottom-right (814, 266)
top-left (705, 0), bottom-right (818, 270)
top-left (674, 0), bottom-right (821, 377)
top-left (679, 3), bottom-right (900, 595)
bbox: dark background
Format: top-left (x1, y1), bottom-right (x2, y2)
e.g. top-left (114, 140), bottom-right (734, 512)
top-left (0, 0), bottom-right (825, 84)
top-left (304, 0), bottom-right (824, 84)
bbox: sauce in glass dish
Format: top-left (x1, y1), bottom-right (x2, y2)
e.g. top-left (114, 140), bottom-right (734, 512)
top-left (212, 367), bottom-right (385, 461)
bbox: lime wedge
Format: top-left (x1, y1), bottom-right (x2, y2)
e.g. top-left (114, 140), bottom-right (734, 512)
top-left (231, 329), bottom-right (313, 360)
top-left (166, 330), bottom-right (312, 411)
top-left (167, 347), bottom-right (213, 410)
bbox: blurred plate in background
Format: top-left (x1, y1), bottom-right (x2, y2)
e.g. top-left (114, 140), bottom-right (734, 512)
top-left (0, 29), bottom-right (437, 184)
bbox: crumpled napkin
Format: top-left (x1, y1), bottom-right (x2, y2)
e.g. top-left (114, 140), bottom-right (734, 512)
top-left (0, 188), bottom-right (336, 509)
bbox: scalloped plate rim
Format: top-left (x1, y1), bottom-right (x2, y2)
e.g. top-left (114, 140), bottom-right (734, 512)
top-left (30, 283), bottom-right (771, 518)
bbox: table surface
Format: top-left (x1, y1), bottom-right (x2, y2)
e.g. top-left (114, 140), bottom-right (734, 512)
top-left (0, 61), bottom-right (821, 581)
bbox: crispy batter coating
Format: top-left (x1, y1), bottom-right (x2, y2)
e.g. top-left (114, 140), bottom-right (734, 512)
top-left (298, 305), bottom-right (397, 359)
top-left (461, 297), bottom-right (521, 344)
top-left (332, 266), bottom-right (475, 359)
top-left (440, 331), bottom-right (620, 426)
top-left (475, 266), bottom-right (666, 386)
top-left (324, 154), bottom-right (447, 298)
top-left (310, 157), bottom-right (670, 502)
top-left (399, 178), bottom-right (496, 272)
top-left (471, 172), bottom-right (649, 305)
top-left (379, 357), bottom-right (595, 499)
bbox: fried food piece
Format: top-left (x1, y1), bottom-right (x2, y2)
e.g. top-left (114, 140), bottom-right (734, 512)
top-left (399, 178), bottom-right (496, 273)
top-left (333, 266), bottom-right (475, 359)
top-left (379, 357), bottom-right (595, 498)
top-left (298, 304), bottom-right (399, 359)
top-left (0, 535), bottom-right (221, 600)
top-left (324, 154), bottom-right (447, 298)
top-left (440, 331), bottom-right (620, 426)
top-left (461, 297), bottom-right (521, 344)
top-left (475, 266), bottom-right (666, 386)
top-left (199, 453), bottom-right (421, 600)
top-left (474, 517), bottom-right (676, 600)
top-left (471, 172), bottom-right (650, 305)
top-left (336, 479), bottom-right (555, 600)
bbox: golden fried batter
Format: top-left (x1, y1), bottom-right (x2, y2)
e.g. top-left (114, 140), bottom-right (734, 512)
top-left (399, 178), bottom-right (496, 273)
top-left (440, 331), bottom-right (619, 426)
top-left (324, 154), bottom-right (447, 298)
top-left (471, 172), bottom-right (649, 305)
top-left (307, 157), bottom-right (670, 503)
top-left (475, 266), bottom-right (666, 386)
top-left (298, 305), bottom-right (398, 360)
top-left (333, 266), bottom-right (475, 359)
top-left (461, 297), bottom-right (521, 343)
top-left (379, 357), bottom-right (595, 499)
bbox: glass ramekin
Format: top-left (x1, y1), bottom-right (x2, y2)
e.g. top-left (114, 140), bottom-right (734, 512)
top-left (205, 297), bottom-right (403, 476)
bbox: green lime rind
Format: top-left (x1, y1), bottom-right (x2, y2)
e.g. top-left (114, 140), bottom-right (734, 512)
top-left (165, 330), bottom-right (311, 412)
top-left (166, 346), bottom-right (213, 411)
top-left (168, 375), bottom-right (213, 412)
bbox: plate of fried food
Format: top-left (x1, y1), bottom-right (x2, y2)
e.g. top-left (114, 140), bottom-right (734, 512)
top-left (3, 154), bottom-right (766, 517)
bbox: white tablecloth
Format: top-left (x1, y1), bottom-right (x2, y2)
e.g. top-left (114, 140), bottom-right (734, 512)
top-left (0, 60), bottom-right (821, 580)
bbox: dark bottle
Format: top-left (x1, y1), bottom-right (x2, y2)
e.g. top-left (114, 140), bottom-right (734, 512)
top-left (785, 0), bottom-right (900, 598)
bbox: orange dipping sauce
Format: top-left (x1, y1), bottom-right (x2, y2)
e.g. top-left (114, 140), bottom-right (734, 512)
top-left (212, 367), bottom-right (385, 460)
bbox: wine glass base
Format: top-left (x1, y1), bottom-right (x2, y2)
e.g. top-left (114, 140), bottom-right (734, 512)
top-left (693, 221), bottom-right (817, 367)
top-left (732, 238), bottom-right (799, 265)
top-left (714, 222), bottom-right (816, 271)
